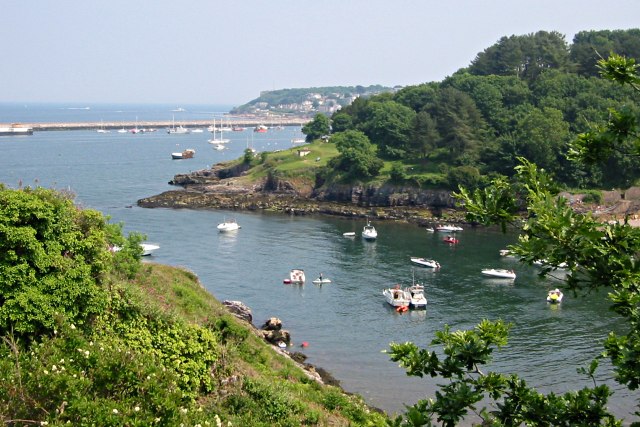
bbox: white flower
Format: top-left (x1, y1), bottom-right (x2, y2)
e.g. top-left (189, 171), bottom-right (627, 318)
top-left (43, 370), bottom-right (49, 375)
top-left (195, 424), bottom-right (202, 427)
top-left (134, 406), bottom-right (140, 412)
top-left (59, 358), bottom-right (65, 364)
top-left (155, 418), bottom-right (161, 423)
top-left (51, 365), bottom-right (57, 372)
top-left (70, 324), bottom-right (76, 330)
top-left (180, 407), bottom-right (188, 414)
top-left (112, 408), bottom-right (119, 414)
top-left (40, 422), bottom-right (48, 426)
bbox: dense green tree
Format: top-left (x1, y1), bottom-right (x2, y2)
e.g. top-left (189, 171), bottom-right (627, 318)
top-left (469, 31), bottom-right (571, 81)
top-left (329, 130), bottom-right (383, 180)
top-left (409, 111), bottom-right (440, 159)
top-left (387, 54), bottom-right (640, 427)
top-left (393, 83), bottom-right (438, 112)
top-left (429, 87), bottom-right (487, 160)
top-left (302, 113), bottom-right (331, 142)
top-left (361, 101), bottom-right (416, 159)
top-left (512, 106), bottom-right (570, 174)
top-left (571, 29), bottom-right (640, 77)
top-left (331, 112), bottom-right (353, 132)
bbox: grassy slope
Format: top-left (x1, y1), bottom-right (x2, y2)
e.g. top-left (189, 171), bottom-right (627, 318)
top-left (131, 263), bottom-right (388, 426)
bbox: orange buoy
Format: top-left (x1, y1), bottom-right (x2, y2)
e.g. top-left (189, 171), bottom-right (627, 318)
top-left (301, 341), bottom-right (309, 348)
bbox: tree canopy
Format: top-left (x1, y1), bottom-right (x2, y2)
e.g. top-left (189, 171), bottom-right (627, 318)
top-left (385, 53), bottom-right (640, 426)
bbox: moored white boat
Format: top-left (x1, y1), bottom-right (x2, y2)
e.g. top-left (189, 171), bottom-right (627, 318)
top-left (286, 269), bottom-right (305, 284)
top-left (217, 218), bottom-right (240, 232)
top-left (0, 123), bottom-right (33, 136)
top-left (481, 268), bottom-right (516, 279)
top-left (436, 224), bottom-right (463, 232)
top-left (171, 148), bottom-right (195, 159)
top-left (547, 288), bottom-right (564, 303)
top-left (499, 249), bottom-right (515, 257)
top-left (362, 220), bottom-right (377, 240)
top-left (405, 283), bottom-right (427, 309)
top-left (383, 285), bottom-right (410, 308)
top-left (410, 257), bottom-right (440, 269)
top-left (140, 243), bottom-right (160, 256)
top-left (342, 231), bottom-right (356, 237)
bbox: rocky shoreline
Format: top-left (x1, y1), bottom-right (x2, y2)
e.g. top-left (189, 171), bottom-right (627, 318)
top-left (137, 164), bottom-right (469, 226)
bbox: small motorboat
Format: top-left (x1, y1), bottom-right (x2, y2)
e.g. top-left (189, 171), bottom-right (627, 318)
top-left (286, 269), bottom-right (305, 284)
top-left (436, 224), bottom-right (463, 232)
top-left (499, 249), bottom-right (515, 257)
top-left (362, 220), bottom-right (378, 240)
top-left (443, 236), bottom-right (459, 244)
top-left (425, 227), bottom-right (435, 233)
top-left (383, 285), bottom-right (410, 308)
top-left (547, 288), bottom-right (564, 303)
top-left (410, 257), bottom-right (440, 269)
top-left (481, 268), bottom-right (516, 279)
top-left (171, 148), bottom-right (195, 159)
top-left (217, 218), bottom-right (240, 232)
top-left (140, 243), bottom-right (160, 256)
top-left (405, 283), bottom-right (427, 309)
top-left (342, 231), bottom-right (356, 237)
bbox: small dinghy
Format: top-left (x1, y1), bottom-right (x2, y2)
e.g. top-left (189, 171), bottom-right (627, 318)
top-left (547, 288), bottom-right (564, 303)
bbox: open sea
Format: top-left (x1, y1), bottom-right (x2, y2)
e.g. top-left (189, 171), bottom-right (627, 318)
top-left (1, 102), bottom-right (639, 423)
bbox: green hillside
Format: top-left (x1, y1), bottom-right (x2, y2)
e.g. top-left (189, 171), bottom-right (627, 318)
top-left (0, 186), bottom-right (387, 426)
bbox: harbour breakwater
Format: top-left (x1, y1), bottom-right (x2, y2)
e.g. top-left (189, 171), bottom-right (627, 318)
top-left (1, 117), bottom-right (310, 132)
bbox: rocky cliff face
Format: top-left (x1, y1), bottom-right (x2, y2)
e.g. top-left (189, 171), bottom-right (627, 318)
top-left (313, 183), bottom-right (456, 208)
top-left (138, 165), bottom-right (462, 223)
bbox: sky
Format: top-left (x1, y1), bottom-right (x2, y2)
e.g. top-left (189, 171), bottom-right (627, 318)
top-left (2, 0), bottom-right (640, 107)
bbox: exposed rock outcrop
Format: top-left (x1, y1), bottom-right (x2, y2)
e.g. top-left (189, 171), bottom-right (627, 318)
top-left (137, 162), bottom-right (469, 224)
top-left (222, 300), bottom-right (253, 323)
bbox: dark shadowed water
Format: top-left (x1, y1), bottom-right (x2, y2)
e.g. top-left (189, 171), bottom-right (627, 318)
top-left (1, 125), bottom-right (638, 422)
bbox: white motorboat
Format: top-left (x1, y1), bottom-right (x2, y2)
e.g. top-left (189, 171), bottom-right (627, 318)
top-left (284, 269), bottom-right (305, 284)
top-left (435, 224), bottom-right (463, 232)
top-left (217, 218), bottom-right (240, 232)
top-left (383, 285), bottom-right (410, 308)
top-left (0, 123), bottom-right (33, 136)
top-left (481, 268), bottom-right (516, 279)
top-left (342, 231), bottom-right (356, 237)
top-left (425, 227), bottom-right (435, 233)
top-left (112, 243), bottom-right (160, 256)
top-left (410, 257), bottom-right (440, 269)
top-left (140, 243), bottom-right (160, 256)
top-left (362, 220), bottom-right (377, 240)
top-left (405, 283), bottom-right (427, 309)
top-left (534, 259), bottom-right (568, 269)
top-left (499, 249), bottom-right (515, 257)
top-left (547, 288), bottom-right (564, 303)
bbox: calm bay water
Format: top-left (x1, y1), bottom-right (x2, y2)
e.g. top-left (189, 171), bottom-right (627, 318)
top-left (1, 104), bottom-right (638, 422)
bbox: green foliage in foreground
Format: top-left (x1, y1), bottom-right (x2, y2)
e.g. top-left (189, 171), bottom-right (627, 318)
top-left (385, 54), bottom-right (640, 426)
top-left (0, 186), bottom-right (387, 426)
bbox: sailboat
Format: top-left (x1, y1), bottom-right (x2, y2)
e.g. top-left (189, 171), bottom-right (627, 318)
top-left (208, 118), bottom-right (230, 144)
top-left (167, 115), bottom-right (190, 134)
top-left (96, 119), bottom-right (110, 133)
